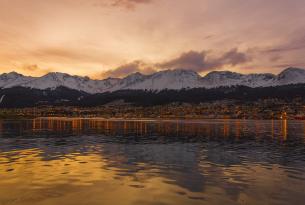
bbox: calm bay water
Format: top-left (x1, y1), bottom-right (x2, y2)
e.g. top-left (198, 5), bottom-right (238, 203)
top-left (0, 118), bottom-right (305, 205)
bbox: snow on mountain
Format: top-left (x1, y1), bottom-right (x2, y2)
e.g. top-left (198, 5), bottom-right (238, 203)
top-left (240, 73), bottom-right (276, 87)
top-left (109, 72), bottom-right (147, 91)
top-left (0, 67), bottom-right (305, 93)
top-left (277, 67), bottom-right (305, 85)
top-left (0, 72), bottom-right (34, 88)
top-left (20, 72), bottom-right (95, 93)
top-left (201, 71), bottom-right (244, 88)
top-left (201, 71), bottom-right (276, 88)
top-left (123, 70), bottom-right (202, 91)
top-left (96, 77), bottom-right (121, 93)
top-left (18, 72), bottom-right (121, 94)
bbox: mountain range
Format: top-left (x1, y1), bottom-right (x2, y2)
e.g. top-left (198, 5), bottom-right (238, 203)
top-left (0, 67), bottom-right (305, 93)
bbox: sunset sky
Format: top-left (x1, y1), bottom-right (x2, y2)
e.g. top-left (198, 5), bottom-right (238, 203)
top-left (0, 0), bottom-right (305, 78)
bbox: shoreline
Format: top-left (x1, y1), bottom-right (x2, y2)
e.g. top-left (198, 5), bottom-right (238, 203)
top-left (0, 116), bottom-right (301, 121)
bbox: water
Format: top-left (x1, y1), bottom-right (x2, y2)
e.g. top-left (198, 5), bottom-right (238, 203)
top-left (0, 118), bottom-right (305, 205)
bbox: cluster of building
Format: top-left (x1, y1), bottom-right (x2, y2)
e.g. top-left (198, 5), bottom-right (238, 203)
top-left (1, 98), bottom-right (305, 120)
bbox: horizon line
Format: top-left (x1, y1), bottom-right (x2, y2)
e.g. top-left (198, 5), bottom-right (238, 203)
top-left (1, 67), bottom-right (304, 81)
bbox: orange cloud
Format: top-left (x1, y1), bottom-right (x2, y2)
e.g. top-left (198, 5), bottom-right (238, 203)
top-left (21, 64), bottom-right (52, 76)
top-left (89, 0), bottom-right (154, 9)
top-left (0, 0), bottom-right (305, 77)
top-left (111, 0), bottom-right (153, 9)
top-left (101, 60), bottom-right (155, 78)
top-left (101, 48), bottom-right (251, 78)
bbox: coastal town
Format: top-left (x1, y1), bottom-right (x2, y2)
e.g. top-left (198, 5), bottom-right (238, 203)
top-left (1, 98), bottom-right (305, 120)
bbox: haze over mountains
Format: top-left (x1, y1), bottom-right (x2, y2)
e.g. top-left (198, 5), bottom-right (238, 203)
top-left (0, 67), bottom-right (305, 94)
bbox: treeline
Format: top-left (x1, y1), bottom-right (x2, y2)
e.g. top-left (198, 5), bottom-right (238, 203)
top-left (80, 85), bottom-right (305, 106)
top-left (0, 84), bottom-right (305, 108)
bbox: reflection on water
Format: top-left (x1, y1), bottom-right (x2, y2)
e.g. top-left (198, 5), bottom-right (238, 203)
top-left (0, 118), bottom-right (305, 205)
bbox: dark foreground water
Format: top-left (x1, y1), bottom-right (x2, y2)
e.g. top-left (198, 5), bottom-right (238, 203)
top-left (0, 118), bottom-right (305, 205)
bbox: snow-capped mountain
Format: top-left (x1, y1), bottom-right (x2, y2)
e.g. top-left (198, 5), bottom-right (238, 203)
top-left (122, 70), bottom-right (202, 91)
top-left (277, 67), bottom-right (305, 85)
top-left (19, 72), bottom-right (122, 94)
top-left (109, 72), bottom-right (147, 91)
top-left (0, 67), bottom-right (305, 93)
top-left (0, 72), bottom-right (34, 88)
top-left (201, 71), bottom-right (276, 88)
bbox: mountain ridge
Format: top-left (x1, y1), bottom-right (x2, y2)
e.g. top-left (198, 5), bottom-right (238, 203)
top-left (1, 84), bottom-right (305, 108)
top-left (0, 67), bottom-right (304, 93)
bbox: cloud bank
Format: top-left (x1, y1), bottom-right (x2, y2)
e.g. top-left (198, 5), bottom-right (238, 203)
top-left (110, 0), bottom-right (153, 9)
top-left (101, 48), bottom-right (251, 78)
top-left (1, 0), bottom-right (305, 77)
top-left (89, 0), bottom-right (154, 9)
top-left (101, 60), bottom-right (155, 78)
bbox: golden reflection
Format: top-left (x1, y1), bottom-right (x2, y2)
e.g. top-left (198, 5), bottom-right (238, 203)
top-left (303, 122), bottom-right (305, 142)
top-left (1, 147), bottom-right (303, 205)
top-left (0, 118), bottom-right (300, 141)
top-left (223, 120), bottom-right (230, 137)
top-left (8, 117), bottom-right (259, 139)
top-left (271, 119), bottom-right (274, 139)
top-left (281, 120), bottom-right (287, 141)
top-left (235, 120), bottom-right (241, 139)
top-left (0, 149), bottom-right (110, 186)
top-left (254, 121), bottom-right (260, 139)
top-left (0, 119), bottom-right (305, 205)
top-left (0, 120), bottom-right (2, 137)
top-left (0, 148), bottom-right (205, 205)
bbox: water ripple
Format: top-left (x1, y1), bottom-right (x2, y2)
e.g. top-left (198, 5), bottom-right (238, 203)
top-left (0, 118), bottom-right (305, 205)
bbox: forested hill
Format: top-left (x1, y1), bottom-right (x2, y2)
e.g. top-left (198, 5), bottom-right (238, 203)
top-left (0, 84), bottom-right (305, 108)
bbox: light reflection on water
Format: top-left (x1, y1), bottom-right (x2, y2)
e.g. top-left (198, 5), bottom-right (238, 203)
top-left (0, 118), bottom-right (305, 205)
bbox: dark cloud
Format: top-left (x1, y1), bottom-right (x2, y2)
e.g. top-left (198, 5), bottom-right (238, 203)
top-left (22, 64), bottom-right (40, 72)
top-left (101, 60), bottom-right (155, 78)
top-left (92, 0), bottom-right (153, 9)
top-left (102, 48), bottom-right (251, 78)
top-left (20, 64), bottom-right (52, 76)
top-left (158, 48), bottom-right (250, 72)
top-left (219, 48), bottom-right (250, 66)
top-left (265, 35), bottom-right (305, 53)
top-left (274, 63), bottom-right (305, 69)
top-left (158, 51), bottom-right (207, 71)
top-left (111, 0), bottom-right (153, 9)
top-left (202, 35), bottom-right (214, 40)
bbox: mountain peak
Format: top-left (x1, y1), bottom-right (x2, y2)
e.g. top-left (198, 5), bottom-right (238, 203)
top-left (125, 72), bottom-right (145, 79)
top-left (205, 70), bottom-right (242, 79)
top-left (7, 71), bottom-right (21, 75)
top-left (175, 69), bottom-right (201, 76)
top-left (0, 67), bottom-right (305, 93)
top-left (44, 72), bottom-right (72, 78)
top-left (1, 71), bottom-right (24, 78)
top-left (161, 69), bottom-right (198, 74)
top-left (151, 69), bottom-right (201, 79)
top-left (279, 67), bottom-right (305, 75)
top-left (277, 67), bottom-right (305, 84)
